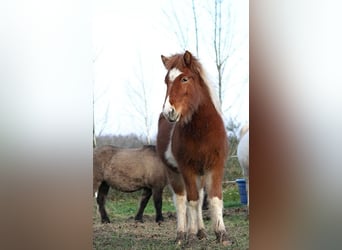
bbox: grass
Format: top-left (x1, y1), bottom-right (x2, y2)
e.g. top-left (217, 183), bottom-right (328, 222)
top-left (93, 184), bottom-right (249, 249)
top-left (93, 150), bottom-right (248, 249)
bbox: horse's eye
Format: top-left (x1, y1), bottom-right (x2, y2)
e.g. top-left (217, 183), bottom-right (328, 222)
top-left (181, 77), bottom-right (189, 83)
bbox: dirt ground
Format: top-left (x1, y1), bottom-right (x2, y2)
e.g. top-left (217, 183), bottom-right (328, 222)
top-left (93, 207), bottom-right (249, 250)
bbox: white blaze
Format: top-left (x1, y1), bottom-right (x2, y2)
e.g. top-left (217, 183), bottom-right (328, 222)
top-left (168, 68), bottom-right (182, 82)
top-left (163, 96), bottom-right (173, 115)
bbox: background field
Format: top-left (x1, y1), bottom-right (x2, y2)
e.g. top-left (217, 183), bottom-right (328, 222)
top-left (93, 183), bottom-right (249, 250)
top-left (93, 132), bottom-right (248, 249)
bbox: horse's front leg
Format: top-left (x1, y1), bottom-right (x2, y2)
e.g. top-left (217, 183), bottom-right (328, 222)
top-left (197, 187), bottom-right (207, 240)
top-left (182, 172), bottom-right (207, 244)
top-left (152, 187), bottom-right (164, 223)
top-left (135, 188), bottom-right (152, 222)
top-left (206, 170), bottom-right (231, 246)
top-left (167, 169), bottom-right (187, 245)
top-left (172, 190), bottom-right (187, 244)
top-left (96, 181), bottom-right (110, 223)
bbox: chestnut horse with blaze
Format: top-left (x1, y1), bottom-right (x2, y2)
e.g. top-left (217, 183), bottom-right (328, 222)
top-left (156, 51), bottom-right (230, 246)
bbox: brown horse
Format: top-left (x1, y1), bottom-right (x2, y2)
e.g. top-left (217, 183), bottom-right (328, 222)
top-left (156, 51), bottom-right (230, 246)
top-left (93, 145), bottom-right (168, 223)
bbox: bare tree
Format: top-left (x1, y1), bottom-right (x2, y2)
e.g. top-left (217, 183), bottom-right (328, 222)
top-left (162, 1), bottom-right (191, 50)
top-left (93, 75), bottom-right (111, 137)
top-left (93, 48), bottom-right (104, 147)
top-left (212, 0), bottom-right (235, 105)
top-left (192, 0), bottom-right (199, 56)
top-left (125, 54), bottom-right (153, 144)
top-left (163, 0), bottom-right (236, 108)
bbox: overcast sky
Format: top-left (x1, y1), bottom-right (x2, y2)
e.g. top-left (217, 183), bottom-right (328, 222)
top-left (93, 0), bottom-right (249, 137)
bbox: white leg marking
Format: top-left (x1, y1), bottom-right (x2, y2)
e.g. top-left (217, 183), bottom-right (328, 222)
top-left (173, 192), bottom-right (187, 232)
top-left (187, 200), bottom-right (199, 234)
top-left (197, 188), bottom-right (205, 230)
top-left (209, 197), bottom-right (226, 232)
top-left (94, 191), bottom-right (98, 198)
top-left (169, 68), bottom-right (183, 82)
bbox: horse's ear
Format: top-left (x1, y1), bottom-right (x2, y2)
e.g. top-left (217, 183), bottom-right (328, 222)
top-left (183, 51), bottom-right (192, 66)
top-left (161, 55), bottom-right (168, 68)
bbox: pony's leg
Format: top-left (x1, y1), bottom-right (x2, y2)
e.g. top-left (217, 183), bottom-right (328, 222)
top-left (96, 181), bottom-right (110, 223)
top-left (93, 180), bottom-right (101, 198)
top-left (182, 172), bottom-right (201, 243)
top-left (202, 188), bottom-right (209, 210)
top-left (172, 190), bottom-right (187, 244)
top-left (93, 168), bottom-right (102, 198)
top-left (197, 187), bottom-right (207, 240)
top-left (135, 188), bottom-right (152, 222)
top-left (206, 171), bottom-right (231, 246)
top-left (152, 187), bottom-right (164, 223)
top-left (166, 168), bottom-right (187, 244)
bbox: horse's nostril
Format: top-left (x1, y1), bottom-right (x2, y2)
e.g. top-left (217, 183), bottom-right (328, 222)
top-left (162, 105), bottom-right (179, 123)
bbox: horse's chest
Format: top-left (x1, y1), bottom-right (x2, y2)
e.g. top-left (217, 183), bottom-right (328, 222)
top-left (164, 126), bottom-right (213, 170)
top-left (164, 138), bottom-right (179, 168)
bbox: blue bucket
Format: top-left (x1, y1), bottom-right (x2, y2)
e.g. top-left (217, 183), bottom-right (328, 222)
top-left (236, 178), bottom-right (248, 205)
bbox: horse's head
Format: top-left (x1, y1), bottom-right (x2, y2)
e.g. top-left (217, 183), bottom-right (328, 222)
top-left (160, 51), bottom-right (203, 124)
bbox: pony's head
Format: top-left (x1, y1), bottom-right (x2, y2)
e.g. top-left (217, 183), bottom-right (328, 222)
top-left (161, 51), bottom-right (208, 124)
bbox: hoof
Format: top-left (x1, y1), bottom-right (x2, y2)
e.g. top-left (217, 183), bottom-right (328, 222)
top-left (156, 216), bottom-right (164, 223)
top-left (197, 229), bottom-right (207, 240)
top-left (175, 231), bottom-right (186, 245)
top-left (101, 218), bottom-right (110, 224)
top-left (215, 230), bottom-right (232, 246)
top-left (134, 215), bottom-right (144, 223)
top-left (186, 233), bottom-right (197, 246)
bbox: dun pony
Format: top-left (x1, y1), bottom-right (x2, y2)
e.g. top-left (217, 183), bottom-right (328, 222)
top-left (93, 145), bottom-right (168, 223)
top-left (156, 51), bottom-right (230, 246)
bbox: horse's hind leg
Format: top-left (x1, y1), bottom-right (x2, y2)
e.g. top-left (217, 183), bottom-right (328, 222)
top-left (202, 188), bottom-right (209, 210)
top-left (152, 187), bottom-right (164, 223)
top-left (96, 181), bottom-right (110, 223)
top-left (135, 188), bottom-right (152, 222)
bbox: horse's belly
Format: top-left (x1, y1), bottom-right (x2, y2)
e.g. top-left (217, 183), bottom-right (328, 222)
top-left (104, 170), bottom-right (144, 192)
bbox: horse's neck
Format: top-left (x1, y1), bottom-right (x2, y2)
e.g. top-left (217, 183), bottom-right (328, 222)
top-left (182, 100), bottom-right (222, 131)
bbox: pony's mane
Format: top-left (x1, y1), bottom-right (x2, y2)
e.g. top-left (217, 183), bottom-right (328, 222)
top-left (164, 53), bottom-right (222, 116)
top-left (198, 66), bottom-right (223, 116)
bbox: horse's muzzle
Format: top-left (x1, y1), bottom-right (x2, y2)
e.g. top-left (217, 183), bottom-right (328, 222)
top-left (163, 106), bottom-right (180, 123)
